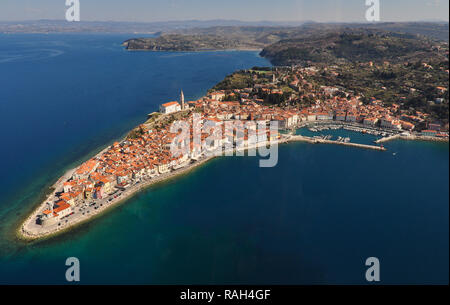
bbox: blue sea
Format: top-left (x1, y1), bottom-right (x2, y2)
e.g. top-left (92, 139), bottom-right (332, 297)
top-left (0, 34), bottom-right (448, 284)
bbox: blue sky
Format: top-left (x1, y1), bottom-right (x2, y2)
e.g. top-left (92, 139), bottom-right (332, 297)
top-left (0, 0), bottom-right (448, 22)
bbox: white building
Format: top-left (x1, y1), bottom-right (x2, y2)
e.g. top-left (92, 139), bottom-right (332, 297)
top-left (307, 114), bottom-right (317, 121)
top-left (317, 113), bottom-right (333, 120)
top-left (380, 117), bottom-right (401, 129)
top-left (158, 162), bottom-right (170, 174)
top-left (160, 101), bottom-right (181, 114)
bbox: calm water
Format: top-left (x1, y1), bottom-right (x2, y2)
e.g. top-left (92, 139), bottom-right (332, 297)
top-left (296, 127), bottom-right (381, 145)
top-left (0, 34), bottom-right (448, 284)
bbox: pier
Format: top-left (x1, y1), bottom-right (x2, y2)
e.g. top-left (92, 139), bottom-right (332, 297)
top-left (288, 135), bottom-right (387, 151)
top-left (375, 134), bottom-right (401, 143)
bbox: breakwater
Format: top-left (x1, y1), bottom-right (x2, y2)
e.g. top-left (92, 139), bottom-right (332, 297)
top-left (376, 134), bottom-right (449, 144)
top-left (289, 135), bottom-right (387, 151)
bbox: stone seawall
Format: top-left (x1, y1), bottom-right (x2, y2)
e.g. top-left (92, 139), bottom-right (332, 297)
top-left (376, 134), bottom-right (449, 144)
top-left (289, 135), bottom-right (387, 151)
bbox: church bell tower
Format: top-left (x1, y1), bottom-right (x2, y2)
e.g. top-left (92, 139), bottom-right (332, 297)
top-left (180, 90), bottom-right (185, 110)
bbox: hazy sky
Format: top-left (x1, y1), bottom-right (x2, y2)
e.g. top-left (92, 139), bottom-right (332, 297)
top-left (0, 0), bottom-right (448, 22)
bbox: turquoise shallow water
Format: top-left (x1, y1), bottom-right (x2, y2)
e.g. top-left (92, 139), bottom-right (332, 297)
top-left (0, 34), bottom-right (448, 284)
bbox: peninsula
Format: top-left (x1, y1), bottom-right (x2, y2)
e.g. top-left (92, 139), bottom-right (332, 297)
top-left (19, 59), bottom-right (448, 241)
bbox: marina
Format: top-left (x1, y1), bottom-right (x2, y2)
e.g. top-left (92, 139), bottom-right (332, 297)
top-left (303, 122), bottom-right (394, 138)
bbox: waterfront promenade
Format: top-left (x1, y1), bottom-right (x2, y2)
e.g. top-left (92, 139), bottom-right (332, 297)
top-left (19, 138), bottom-right (284, 240)
top-left (19, 120), bottom-right (446, 240)
top-left (20, 154), bottom-right (217, 240)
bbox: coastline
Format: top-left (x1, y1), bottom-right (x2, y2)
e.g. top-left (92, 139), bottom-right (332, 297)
top-left (375, 133), bottom-right (449, 143)
top-left (2, 30), bottom-right (448, 286)
top-left (18, 153), bottom-right (216, 241)
top-left (17, 120), bottom-right (448, 241)
top-left (16, 134), bottom-right (131, 241)
top-left (18, 134), bottom-right (294, 241)
top-left (125, 48), bottom-right (263, 53)
top-left (17, 134), bottom-right (287, 241)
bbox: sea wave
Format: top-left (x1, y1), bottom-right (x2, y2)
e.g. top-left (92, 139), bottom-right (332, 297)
top-left (0, 48), bottom-right (64, 64)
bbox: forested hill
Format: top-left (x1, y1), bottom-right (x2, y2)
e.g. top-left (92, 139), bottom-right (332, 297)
top-left (259, 29), bottom-right (448, 66)
top-left (123, 22), bottom-right (449, 53)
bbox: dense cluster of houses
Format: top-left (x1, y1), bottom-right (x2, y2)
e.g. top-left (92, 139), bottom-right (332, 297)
top-left (39, 65), bottom-right (447, 225)
top-left (192, 65), bottom-right (447, 135)
top-left (39, 125), bottom-right (190, 224)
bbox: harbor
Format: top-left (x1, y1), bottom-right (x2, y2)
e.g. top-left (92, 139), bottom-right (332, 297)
top-left (289, 121), bottom-right (390, 150)
top-left (296, 121), bottom-right (396, 138)
top-left (293, 121), bottom-right (448, 145)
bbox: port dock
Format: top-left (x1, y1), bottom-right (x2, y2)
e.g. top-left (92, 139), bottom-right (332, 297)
top-left (288, 135), bottom-right (387, 151)
top-left (375, 134), bottom-right (402, 143)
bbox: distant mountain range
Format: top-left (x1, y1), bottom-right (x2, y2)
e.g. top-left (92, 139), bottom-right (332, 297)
top-left (1, 20), bottom-right (448, 41)
top-left (0, 19), bottom-right (310, 34)
top-left (123, 22), bottom-right (448, 66)
top-left (3, 20), bottom-right (448, 67)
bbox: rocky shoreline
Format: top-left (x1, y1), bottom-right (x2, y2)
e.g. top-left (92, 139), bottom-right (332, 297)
top-left (376, 134), bottom-right (449, 143)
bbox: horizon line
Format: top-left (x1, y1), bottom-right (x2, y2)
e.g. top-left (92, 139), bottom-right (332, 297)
top-left (1, 18), bottom-right (449, 24)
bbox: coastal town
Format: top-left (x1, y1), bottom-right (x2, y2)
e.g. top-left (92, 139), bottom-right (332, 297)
top-left (21, 64), bottom-right (449, 239)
